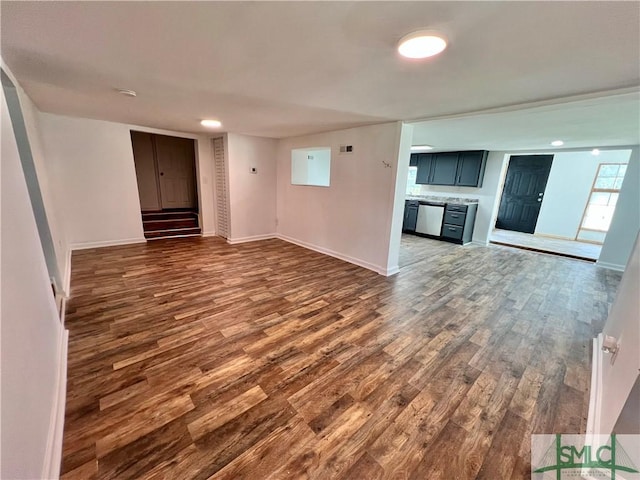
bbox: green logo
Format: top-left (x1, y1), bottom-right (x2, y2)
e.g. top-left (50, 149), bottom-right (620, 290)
top-left (532, 434), bottom-right (639, 479)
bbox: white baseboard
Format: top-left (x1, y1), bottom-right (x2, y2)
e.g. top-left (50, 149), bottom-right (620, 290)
top-left (227, 233), bottom-right (277, 245)
top-left (534, 232), bottom-right (575, 241)
top-left (275, 233), bottom-right (388, 276)
top-left (70, 237), bottom-right (146, 251)
top-left (42, 328), bottom-right (69, 480)
top-left (472, 240), bottom-right (489, 247)
top-left (595, 260), bottom-right (625, 272)
top-left (586, 334), bottom-right (603, 438)
top-left (202, 231), bottom-right (218, 238)
top-left (384, 265), bottom-right (400, 276)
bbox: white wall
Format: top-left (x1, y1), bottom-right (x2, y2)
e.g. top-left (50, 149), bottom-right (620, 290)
top-left (194, 134), bottom-right (215, 237)
top-left (226, 132), bottom-right (278, 242)
top-left (17, 87), bottom-right (69, 286)
top-left (37, 113), bottom-right (217, 281)
top-left (386, 123), bottom-right (413, 273)
top-left (1, 84), bottom-right (67, 480)
top-left (38, 113), bottom-right (146, 249)
top-left (417, 151), bottom-right (510, 245)
top-left (276, 122), bottom-right (403, 274)
top-left (535, 149), bottom-right (631, 239)
top-left (596, 234), bottom-right (640, 434)
top-left (2, 63), bottom-right (68, 295)
top-left (598, 147), bottom-right (640, 270)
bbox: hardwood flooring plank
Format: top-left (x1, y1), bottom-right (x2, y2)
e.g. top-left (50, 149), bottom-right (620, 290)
top-left (94, 394), bottom-right (194, 458)
top-left (61, 235), bottom-right (621, 479)
top-left (187, 385), bottom-right (268, 440)
top-left (340, 451), bottom-right (385, 480)
top-left (97, 417), bottom-right (192, 480)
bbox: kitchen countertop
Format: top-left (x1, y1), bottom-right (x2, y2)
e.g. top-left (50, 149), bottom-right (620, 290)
top-left (406, 195), bottom-right (479, 205)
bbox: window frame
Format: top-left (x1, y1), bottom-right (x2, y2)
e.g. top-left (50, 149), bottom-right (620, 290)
top-left (577, 163), bottom-right (626, 236)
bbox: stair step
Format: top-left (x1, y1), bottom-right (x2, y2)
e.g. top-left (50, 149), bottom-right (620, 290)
top-left (144, 227), bottom-right (202, 239)
top-left (143, 218), bottom-right (198, 231)
top-left (142, 211), bottom-right (198, 222)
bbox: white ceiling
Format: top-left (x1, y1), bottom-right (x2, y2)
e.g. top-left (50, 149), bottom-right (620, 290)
top-left (410, 90), bottom-right (640, 152)
top-left (2, 1), bottom-right (639, 146)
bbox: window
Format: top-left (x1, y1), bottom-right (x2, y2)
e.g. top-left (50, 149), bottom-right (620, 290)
top-left (578, 163), bottom-right (627, 238)
top-left (406, 166), bottom-right (421, 195)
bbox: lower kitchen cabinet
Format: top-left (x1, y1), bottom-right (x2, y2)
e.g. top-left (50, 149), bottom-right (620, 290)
top-left (403, 200), bottom-right (419, 232)
top-left (441, 203), bottom-right (478, 245)
top-left (403, 200), bottom-right (478, 245)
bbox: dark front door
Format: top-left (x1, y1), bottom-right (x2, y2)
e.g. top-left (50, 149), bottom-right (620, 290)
top-left (496, 155), bottom-right (553, 234)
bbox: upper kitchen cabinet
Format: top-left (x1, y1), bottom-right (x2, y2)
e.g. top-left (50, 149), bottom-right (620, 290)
top-left (429, 153), bottom-right (459, 185)
top-left (456, 151), bottom-right (488, 187)
top-left (415, 150), bottom-right (488, 187)
top-left (415, 153), bottom-right (433, 184)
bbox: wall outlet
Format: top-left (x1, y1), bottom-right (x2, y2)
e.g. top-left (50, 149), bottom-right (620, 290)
top-left (250, 167), bottom-right (257, 174)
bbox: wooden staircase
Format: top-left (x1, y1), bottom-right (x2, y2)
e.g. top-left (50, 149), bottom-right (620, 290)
top-left (142, 210), bottom-right (201, 240)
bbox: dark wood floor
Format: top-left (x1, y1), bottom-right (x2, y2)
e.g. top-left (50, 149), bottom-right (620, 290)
top-left (61, 235), bottom-right (621, 479)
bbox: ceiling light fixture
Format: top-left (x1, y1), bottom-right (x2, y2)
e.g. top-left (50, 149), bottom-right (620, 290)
top-left (411, 145), bottom-right (434, 151)
top-left (398, 31), bottom-right (447, 59)
top-left (591, 148), bottom-right (601, 156)
top-left (201, 119), bottom-right (222, 128)
top-left (551, 140), bottom-right (564, 147)
top-left (116, 88), bottom-right (137, 97)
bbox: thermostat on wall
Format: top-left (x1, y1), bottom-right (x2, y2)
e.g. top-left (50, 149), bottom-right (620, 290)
top-left (339, 145), bottom-right (353, 154)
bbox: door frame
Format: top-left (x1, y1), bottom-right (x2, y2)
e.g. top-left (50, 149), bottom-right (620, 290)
top-left (130, 130), bottom-right (201, 213)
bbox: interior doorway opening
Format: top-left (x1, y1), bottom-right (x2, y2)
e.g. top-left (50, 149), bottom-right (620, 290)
top-left (130, 131), bottom-right (201, 239)
top-left (490, 149), bottom-right (632, 261)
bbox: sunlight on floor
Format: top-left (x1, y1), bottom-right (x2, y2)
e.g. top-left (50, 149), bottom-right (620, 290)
top-left (489, 229), bottom-right (601, 261)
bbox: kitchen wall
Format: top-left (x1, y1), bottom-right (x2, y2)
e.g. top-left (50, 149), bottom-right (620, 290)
top-left (226, 132), bottom-right (278, 242)
top-left (535, 149), bottom-right (631, 239)
top-left (598, 147), bottom-right (640, 270)
top-left (416, 151), bottom-right (510, 245)
top-left (276, 122), bottom-right (405, 274)
top-left (1, 84), bottom-right (68, 480)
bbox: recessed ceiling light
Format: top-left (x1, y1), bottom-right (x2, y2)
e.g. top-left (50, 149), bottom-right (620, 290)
top-left (398, 31), bottom-right (447, 59)
top-left (411, 145), bottom-right (434, 151)
top-left (591, 148), bottom-right (601, 156)
top-left (116, 88), bottom-right (137, 97)
top-left (201, 119), bottom-right (222, 128)
top-left (551, 140), bottom-right (564, 147)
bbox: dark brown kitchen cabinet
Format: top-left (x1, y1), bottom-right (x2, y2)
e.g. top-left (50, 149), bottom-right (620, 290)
top-left (415, 150), bottom-right (488, 187)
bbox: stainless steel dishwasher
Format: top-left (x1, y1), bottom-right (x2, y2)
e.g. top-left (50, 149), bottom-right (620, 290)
top-left (415, 202), bottom-right (445, 237)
